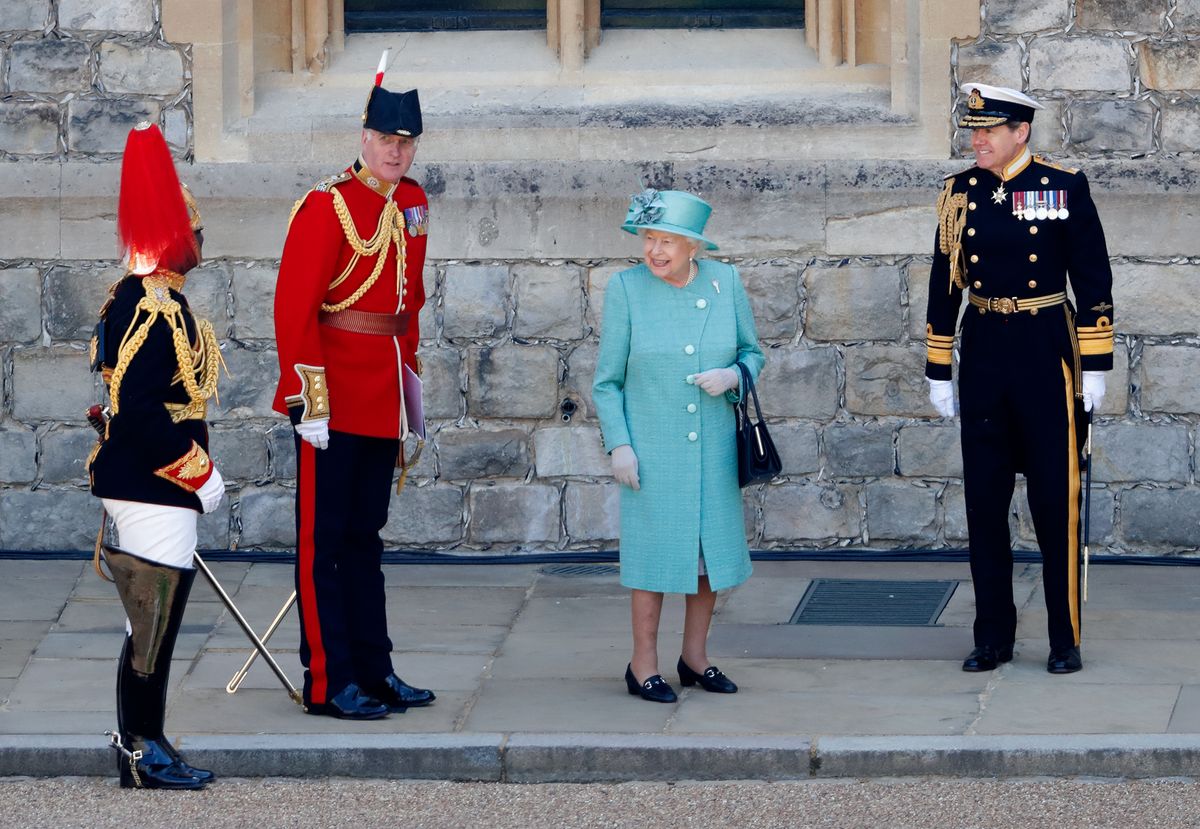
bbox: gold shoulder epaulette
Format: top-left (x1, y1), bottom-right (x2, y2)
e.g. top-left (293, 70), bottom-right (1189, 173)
top-left (288, 172), bottom-right (353, 228)
top-left (1034, 155), bottom-right (1079, 175)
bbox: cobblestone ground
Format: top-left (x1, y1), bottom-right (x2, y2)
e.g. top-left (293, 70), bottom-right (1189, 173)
top-left (3, 777), bottom-right (1200, 828)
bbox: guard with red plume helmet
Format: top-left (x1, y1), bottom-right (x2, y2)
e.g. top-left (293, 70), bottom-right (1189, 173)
top-left (270, 50), bottom-right (435, 721)
top-left (88, 121), bottom-right (225, 790)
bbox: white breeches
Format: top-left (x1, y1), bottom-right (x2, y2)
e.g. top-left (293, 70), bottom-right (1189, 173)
top-left (102, 499), bottom-right (197, 570)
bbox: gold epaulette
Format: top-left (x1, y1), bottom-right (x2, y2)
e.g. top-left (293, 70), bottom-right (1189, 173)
top-left (1034, 155), bottom-right (1079, 175)
top-left (288, 172), bottom-right (353, 229)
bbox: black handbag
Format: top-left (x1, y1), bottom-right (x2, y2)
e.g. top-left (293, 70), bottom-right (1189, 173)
top-left (735, 361), bottom-right (782, 488)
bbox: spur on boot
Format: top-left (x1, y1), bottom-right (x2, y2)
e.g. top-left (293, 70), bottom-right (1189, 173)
top-left (111, 733), bottom-right (206, 790)
top-left (625, 663), bottom-right (677, 703)
top-left (677, 657), bottom-right (738, 693)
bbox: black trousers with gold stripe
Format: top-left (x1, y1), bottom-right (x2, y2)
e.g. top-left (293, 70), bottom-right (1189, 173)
top-left (958, 309), bottom-right (1083, 653)
top-left (293, 430), bottom-right (397, 706)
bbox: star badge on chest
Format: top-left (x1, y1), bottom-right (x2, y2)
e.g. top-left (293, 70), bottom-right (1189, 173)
top-left (991, 183), bottom-right (1007, 205)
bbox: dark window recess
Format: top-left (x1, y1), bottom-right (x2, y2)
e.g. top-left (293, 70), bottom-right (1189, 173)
top-left (603, 1), bottom-right (804, 29)
top-left (345, 1), bottom-right (546, 32)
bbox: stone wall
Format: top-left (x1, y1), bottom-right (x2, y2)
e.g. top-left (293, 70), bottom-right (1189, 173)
top-left (1, 0), bottom-right (1199, 556)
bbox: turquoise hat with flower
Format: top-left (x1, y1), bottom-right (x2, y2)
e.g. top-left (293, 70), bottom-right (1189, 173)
top-left (621, 188), bottom-right (718, 251)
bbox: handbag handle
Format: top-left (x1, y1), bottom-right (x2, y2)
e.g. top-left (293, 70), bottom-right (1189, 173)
top-left (734, 361), bottom-right (764, 422)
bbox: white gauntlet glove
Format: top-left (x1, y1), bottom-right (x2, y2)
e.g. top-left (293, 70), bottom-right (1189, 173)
top-left (611, 444), bottom-right (640, 491)
top-left (694, 367), bottom-right (740, 397)
top-left (1081, 371), bottom-right (1106, 413)
top-left (295, 419), bottom-right (330, 450)
top-left (927, 379), bottom-right (956, 418)
top-left (196, 466), bottom-right (225, 514)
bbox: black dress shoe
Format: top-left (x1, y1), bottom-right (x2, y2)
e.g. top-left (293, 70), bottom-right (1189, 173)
top-left (1047, 646), bottom-right (1082, 674)
top-left (961, 644), bottom-right (1014, 672)
top-left (625, 664), bottom-right (677, 703)
top-left (304, 682), bottom-right (389, 720)
top-left (677, 657), bottom-right (738, 694)
top-left (364, 673), bottom-right (436, 712)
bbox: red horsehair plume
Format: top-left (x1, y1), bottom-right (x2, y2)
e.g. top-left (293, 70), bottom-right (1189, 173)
top-left (117, 122), bottom-right (199, 276)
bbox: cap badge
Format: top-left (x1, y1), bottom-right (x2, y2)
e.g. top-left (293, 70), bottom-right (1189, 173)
top-left (967, 90), bottom-right (984, 110)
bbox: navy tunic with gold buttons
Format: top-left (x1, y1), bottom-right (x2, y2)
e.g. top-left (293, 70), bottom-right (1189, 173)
top-left (924, 147), bottom-right (1114, 652)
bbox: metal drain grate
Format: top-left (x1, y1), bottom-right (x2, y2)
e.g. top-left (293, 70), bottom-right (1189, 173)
top-left (789, 579), bottom-right (958, 626)
top-left (539, 564), bottom-right (620, 578)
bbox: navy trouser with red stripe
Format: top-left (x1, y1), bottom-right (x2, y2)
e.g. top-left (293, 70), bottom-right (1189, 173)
top-left (294, 429), bottom-right (397, 705)
top-left (958, 308), bottom-right (1084, 653)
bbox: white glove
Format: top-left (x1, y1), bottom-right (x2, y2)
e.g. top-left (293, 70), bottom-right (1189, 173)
top-left (611, 444), bottom-right (640, 491)
top-left (296, 419), bottom-right (330, 450)
top-left (196, 467), bottom-right (225, 514)
top-left (694, 367), bottom-right (740, 397)
top-left (928, 378), bottom-right (956, 418)
top-left (1082, 371), bottom-right (1106, 413)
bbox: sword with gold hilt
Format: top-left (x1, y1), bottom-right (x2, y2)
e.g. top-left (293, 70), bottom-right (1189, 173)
top-left (1082, 413), bottom-right (1093, 602)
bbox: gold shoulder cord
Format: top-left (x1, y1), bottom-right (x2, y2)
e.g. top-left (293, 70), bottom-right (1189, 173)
top-left (107, 275), bottom-right (224, 425)
top-left (937, 177), bottom-right (969, 293)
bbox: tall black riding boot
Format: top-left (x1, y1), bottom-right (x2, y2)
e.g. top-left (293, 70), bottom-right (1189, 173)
top-left (107, 546), bottom-right (208, 790)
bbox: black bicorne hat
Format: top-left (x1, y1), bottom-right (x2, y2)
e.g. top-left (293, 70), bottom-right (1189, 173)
top-left (363, 86), bottom-right (423, 137)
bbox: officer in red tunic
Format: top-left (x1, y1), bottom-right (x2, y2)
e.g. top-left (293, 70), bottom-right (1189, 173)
top-left (272, 60), bottom-right (435, 719)
top-left (925, 84), bottom-right (1114, 676)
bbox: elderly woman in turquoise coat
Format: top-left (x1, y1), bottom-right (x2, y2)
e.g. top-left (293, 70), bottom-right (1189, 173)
top-left (593, 189), bottom-right (764, 703)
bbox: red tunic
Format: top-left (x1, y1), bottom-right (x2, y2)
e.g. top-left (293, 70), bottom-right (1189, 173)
top-left (272, 166), bottom-right (428, 439)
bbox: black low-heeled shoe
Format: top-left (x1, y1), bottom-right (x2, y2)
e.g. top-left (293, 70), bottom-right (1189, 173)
top-left (624, 664), bottom-right (677, 703)
top-left (677, 657), bottom-right (738, 694)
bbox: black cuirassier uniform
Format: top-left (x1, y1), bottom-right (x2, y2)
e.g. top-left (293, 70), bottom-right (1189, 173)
top-left (926, 86), bottom-right (1114, 667)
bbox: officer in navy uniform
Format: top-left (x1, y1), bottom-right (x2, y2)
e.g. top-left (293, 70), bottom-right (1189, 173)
top-left (925, 84), bottom-right (1114, 675)
top-left (272, 60), bottom-right (435, 719)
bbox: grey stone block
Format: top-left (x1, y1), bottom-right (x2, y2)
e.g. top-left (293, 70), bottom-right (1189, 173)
top-left (824, 424), bottom-right (895, 478)
top-left (1178, 0), bottom-right (1200, 30)
top-left (437, 427), bottom-right (529, 480)
top-left (759, 346), bottom-right (839, 420)
top-left (957, 39), bottom-right (1023, 89)
top-left (0, 0), bottom-right (50, 29)
top-left (762, 482), bottom-right (862, 542)
top-left (741, 264), bottom-right (800, 340)
top-left (504, 734), bottom-right (811, 783)
top-left (419, 346), bottom-right (463, 420)
top-left (0, 426), bottom-right (37, 483)
top-left (58, 0), bottom-right (154, 31)
top-left (585, 263), bottom-right (624, 336)
top-left (183, 266), bottom-right (231, 334)
top-left (1139, 40), bottom-right (1200, 91)
top-left (898, 423), bottom-right (963, 478)
top-left (268, 423), bottom-right (297, 480)
top-left (563, 341), bottom-right (598, 419)
top-left (805, 264), bottom-right (902, 342)
top-left (209, 346), bottom-right (278, 420)
top-left (468, 482), bottom-right (560, 544)
top-left (1113, 262), bottom-right (1198, 336)
top-left (1080, 486), bottom-right (1117, 545)
top-left (905, 262), bottom-right (967, 341)
top-left (209, 426), bottom-right (270, 483)
top-left (1092, 423), bottom-right (1189, 484)
top-left (163, 107), bottom-right (189, 151)
top-left (843, 345), bottom-right (929, 417)
top-left (1077, 0), bottom-right (1165, 31)
top-left (1028, 100), bottom-right (1067, 156)
top-left (442, 264), bottom-right (508, 338)
top-left (0, 488), bottom-right (94, 551)
top-left (1029, 36), bottom-right (1132, 92)
top-left (68, 99), bottom-right (159, 155)
top-left (382, 484), bottom-right (465, 546)
top-left (44, 265), bottom-right (118, 341)
top-left (533, 426), bottom-right (607, 477)
top-left (8, 39), bottom-right (91, 95)
top-left (0, 268), bottom-right (43, 343)
top-left (866, 479), bottom-right (939, 543)
top-left (1163, 101), bottom-right (1200, 153)
top-left (564, 481), bottom-right (619, 543)
top-left (771, 420), bottom-right (820, 476)
top-left (1099, 346), bottom-right (1130, 417)
top-left (12, 347), bottom-right (95, 422)
top-left (1139, 345), bottom-right (1200, 414)
top-left (466, 343), bottom-right (559, 418)
top-left (513, 263), bottom-right (584, 340)
top-left (38, 426), bottom-right (94, 483)
top-left (97, 42), bottom-right (184, 96)
top-left (943, 483), bottom-right (968, 542)
top-left (197, 498), bottom-right (232, 551)
top-left (984, 0), bottom-right (1070, 32)
top-left (231, 264), bottom-right (277, 341)
top-left (1122, 488), bottom-right (1200, 548)
top-left (236, 485), bottom-right (296, 549)
top-left (0, 102), bottom-right (60, 155)
top-left (1069, 100), bottom-right (1154, 154)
